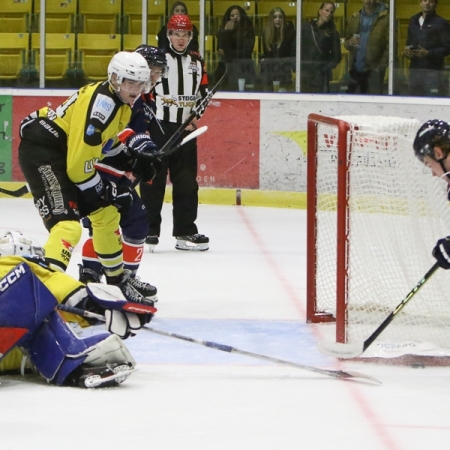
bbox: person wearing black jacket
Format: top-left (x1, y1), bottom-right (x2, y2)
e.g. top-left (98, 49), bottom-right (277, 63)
top-left (215, 5), bottom-right (256, 90)
top-left (403, 0), bottom-right (450, 97)
top-left (300, 2), bottom-right (342, 93)
top-left (259, 7), bottom-right (296, 91)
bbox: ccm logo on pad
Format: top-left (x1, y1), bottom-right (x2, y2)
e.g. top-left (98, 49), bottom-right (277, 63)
top-left (0, 264), bottom-right (26, 292)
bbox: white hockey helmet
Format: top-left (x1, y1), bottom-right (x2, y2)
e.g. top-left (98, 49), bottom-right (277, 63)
top-left (107, 51), bottom-right (151, 93)
top-left (0, 231), bottom-right (45, 258)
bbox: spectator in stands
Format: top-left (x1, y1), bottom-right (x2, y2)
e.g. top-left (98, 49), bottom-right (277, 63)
top-left (344, 0), bottom-right (389, 94)
top-left (403, 0), bottom-right (450, 97)
top-left (300, 2), bottom-right (341, 93)
top-left (157, 1), bottom-right (199, 52)
top-left (259, 7), bottom-right (296, 92)
top-left (215, 5), bottom-right (256, 90)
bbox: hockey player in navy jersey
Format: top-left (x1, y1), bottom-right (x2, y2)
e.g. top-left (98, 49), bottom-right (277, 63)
top-left (0, 231), bottom-right (155, 388)
top-left (414, 119), bottom-right (450, 269)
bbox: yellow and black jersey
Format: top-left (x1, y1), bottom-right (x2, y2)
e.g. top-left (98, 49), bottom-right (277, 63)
top-left (35, 81), bottom-right (132, 187)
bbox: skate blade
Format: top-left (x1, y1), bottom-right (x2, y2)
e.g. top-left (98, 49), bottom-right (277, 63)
top-left (175, 241), bottom-right (209, 251)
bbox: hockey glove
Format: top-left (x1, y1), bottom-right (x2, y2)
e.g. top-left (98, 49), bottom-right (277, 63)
top-left (433, 237), bottom-right (450, 269)
top-left (105, 309), bottom-right (143, 339)
top-left (130, 153), bottom-right (162, 182)
top-left (118, 130), bottom-right (161, 182)
top-left (86, 283), bottom-right (156, 338)
top-left (104, 180), bottom-right (133, 213)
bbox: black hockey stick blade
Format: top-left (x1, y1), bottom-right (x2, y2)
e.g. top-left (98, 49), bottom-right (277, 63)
top-left (58, 304), bottom-right (380, 383)
top-left (0, 184), bottom-right (29, 197)
top-left (318, 262), bottom-right (440, 359)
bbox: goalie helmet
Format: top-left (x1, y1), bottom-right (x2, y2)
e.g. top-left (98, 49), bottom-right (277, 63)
top-left (413, 119), bottom-right (450, 162)
top-left (134, 45), bottom-right (168, 77)
top-left (107, 51), bottom-right (151, 92)
top-left (0, 231), bottom-right (45, 258)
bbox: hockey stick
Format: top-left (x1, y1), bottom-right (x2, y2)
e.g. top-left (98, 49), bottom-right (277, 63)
top-left (154, 124), bottom-right (208, 158)
top-left (57, 304), bottom-right (381, 384)
top-left (318, 262), bottom-right (440, 359)
top-left (0, 185), bottom-right (29, 198)
top-left (149, 66), bottom-right (227, 160)
top-left (130, 125), bottom-right (208, 189)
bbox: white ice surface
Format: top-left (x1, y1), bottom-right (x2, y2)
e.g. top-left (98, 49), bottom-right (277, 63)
top-left (1, 198), bottom-right (450, 450)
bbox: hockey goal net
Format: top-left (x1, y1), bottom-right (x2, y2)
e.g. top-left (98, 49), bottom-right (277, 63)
top-left (307, 113), bottom-right (450, 358)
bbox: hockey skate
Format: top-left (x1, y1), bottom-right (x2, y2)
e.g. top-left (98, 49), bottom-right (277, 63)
top-left (145, 235), bottom-right (159, 252)
top-left (107, 270), bottom-right (157, 306)
top-left (175, 234), bottom-right (209, 251)
top-left (128, 275), bottom-right (158, 300)
top-left (72, 362), bottom-right (136, 388)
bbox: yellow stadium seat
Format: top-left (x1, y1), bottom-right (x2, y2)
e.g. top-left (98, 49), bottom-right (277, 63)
top-left (330, 44), bottom-right (348, 92)
top-left (31, 33), bottom-right (75, 80)
top-left (396, 5), bottom-right (420, 20)
top-left (123, 0), bottom-right (164, 35)
top-left (77, 33), bottom-right (120, 80)
top-left (0, 33), bottom-right (29, 79)
top-left (34, 0), bottom-right (77, 33)
top-left (122, 34), bottom-right (159, 51)
top-left (0, 0), bottom-right (32, 33)
top-left (347, 3), bottom-right (362, 17)
top-left (79, 0), bottom-right (122, 34)
top-left (204, 34), bottom-right (215, 73)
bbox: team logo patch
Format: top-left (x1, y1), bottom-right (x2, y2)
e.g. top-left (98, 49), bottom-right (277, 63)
top-left (161, 96), bottom-right (179, 107)
top-left (188, 62), bottom-right (198, 74)
top-left (91, 93), bottom-right (115, 123)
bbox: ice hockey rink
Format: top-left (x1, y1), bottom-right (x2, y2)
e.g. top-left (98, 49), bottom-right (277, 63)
top-left (1, 197), bottom-right (450, 450)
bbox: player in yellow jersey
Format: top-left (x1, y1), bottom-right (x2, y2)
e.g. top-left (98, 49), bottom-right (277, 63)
top-left (18, 52), bottom-right (160, 301)
top-left (0, 230), bottom-right (155, 387)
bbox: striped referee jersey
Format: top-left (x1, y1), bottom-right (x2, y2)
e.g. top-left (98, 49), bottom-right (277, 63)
top-left (154, 48), bottom-right (209, 124)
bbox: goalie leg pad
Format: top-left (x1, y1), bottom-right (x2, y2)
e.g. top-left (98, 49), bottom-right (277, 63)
top-left (29, 310), bottom-right (110, 385)
top-left (0, 263), bottom-right (57, 359)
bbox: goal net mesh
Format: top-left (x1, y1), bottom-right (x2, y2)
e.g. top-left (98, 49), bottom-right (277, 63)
top-left (312, 115), bottom-right (450, 357)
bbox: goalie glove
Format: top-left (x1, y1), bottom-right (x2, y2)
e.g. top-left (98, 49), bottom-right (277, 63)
top-left (433, 236), bottom-right (450, 269)
top-left (86, 282), bottom-right (156, 338)
top-left (105, 310), bottom-right (147, 339)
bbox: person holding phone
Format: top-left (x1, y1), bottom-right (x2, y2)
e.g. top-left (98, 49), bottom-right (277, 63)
top-left (215, 5), bottom-right (256, 90)
top-left (403, 0), bottom-right (450, 97)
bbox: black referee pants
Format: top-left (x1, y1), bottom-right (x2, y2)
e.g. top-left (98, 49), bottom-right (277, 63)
top-left (141, 120), bottom-right (199, 237)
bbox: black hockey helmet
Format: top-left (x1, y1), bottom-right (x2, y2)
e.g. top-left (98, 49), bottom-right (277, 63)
top-left (413, 119), bottom-right (450, 162)
top-left (135, 45), bottom-right (167, 76)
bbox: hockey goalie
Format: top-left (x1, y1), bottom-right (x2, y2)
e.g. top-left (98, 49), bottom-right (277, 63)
top-left (0, 230), bottom-right (156, 388)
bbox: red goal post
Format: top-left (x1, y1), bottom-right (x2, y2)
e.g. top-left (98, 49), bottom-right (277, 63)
top-left (306, 113), bottom-right (450, 358)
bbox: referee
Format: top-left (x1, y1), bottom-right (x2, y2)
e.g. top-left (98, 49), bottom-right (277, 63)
top-left (141, 14), bottom-right (210, 251)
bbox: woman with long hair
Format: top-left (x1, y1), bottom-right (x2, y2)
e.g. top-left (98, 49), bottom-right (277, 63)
top-left (215, 5), bottom-right (256, 90)
top-left (157, 1), bottom-right (199, 51)
top-left (260, 7), bottom-right (296, 91)
top-left (301, 2), bottom-right (341, 93)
